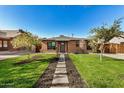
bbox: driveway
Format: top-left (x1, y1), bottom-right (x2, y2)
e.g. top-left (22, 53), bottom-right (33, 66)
top-left (103, 54), bottom-right (124, 60)
top-left (0, 55), bottom-right (19, 60)
top-left (0, 50), bottom-right (33, 60)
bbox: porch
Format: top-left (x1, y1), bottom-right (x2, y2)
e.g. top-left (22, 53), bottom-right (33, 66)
top-left (46, 41), bottom-right (68, 53)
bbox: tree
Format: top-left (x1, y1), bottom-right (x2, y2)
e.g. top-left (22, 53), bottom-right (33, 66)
top-left (88, 37), bottom-right (99, 53)
top-left (31, 35), bottom-right (42, 52)
top-left (89, 18), bottom-right (123, 52)
top-left (32, 35), bottom-right (41, 46)
top-left (11, 31), bottom-right (41, 59)
top-left (11, 32), bottom-right (33, 50)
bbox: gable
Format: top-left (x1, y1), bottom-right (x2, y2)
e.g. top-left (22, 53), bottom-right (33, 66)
top-left (109, 37), bottom-right (124, 44)
top-left (0, 30), bottom-right (21, 39)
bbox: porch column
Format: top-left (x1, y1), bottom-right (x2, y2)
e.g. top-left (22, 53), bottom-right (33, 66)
top-left (56, 42), bottom-right (59, 53)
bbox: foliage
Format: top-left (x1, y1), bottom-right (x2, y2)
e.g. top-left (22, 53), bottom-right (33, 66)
top-left (89, 18), bottom-right (123, 52)
top-left (11, 32), bottom-right (32, 50)
top-left (32, 35), bottom-right (41, 46)
top-left (88, 38), bottom-right (99, 53)
top-left (11, 31), bottom-right (42, 59)
top-left (11, 31), bottom-right (41, 51)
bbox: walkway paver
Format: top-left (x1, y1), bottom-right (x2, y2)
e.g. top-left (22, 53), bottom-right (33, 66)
top-left (51, 53), bottom-right (69, 88)
top-left (35, 53), bottom-right (86, 88)
top-left (52, 74), bottom-right (69, 84)
top-left (55, 68), bottom-right (67, 74)
top-left (56, 63), bottom-right (66, 68)
top-left (65, 54), bottom-right (87, 88)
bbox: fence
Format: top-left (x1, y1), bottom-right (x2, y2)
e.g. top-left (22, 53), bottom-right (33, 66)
top-left (104, 44), bottom-right (124, 53)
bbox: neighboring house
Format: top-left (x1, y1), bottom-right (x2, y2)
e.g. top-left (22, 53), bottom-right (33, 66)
top-left (0, 30), bottom-right (22, 51)
top-left (41, 35), bottom-right (88, 53)
top-left (104, 36), bottom-right (124, 53)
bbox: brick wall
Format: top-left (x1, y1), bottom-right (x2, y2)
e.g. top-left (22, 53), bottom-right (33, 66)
top-left (41, 40), bottom-right (87, 53)
top-left (68, 40), bottom-right (87, 53)
top-left (79, 40), bottom-right (87, 53)
top-left (41, 41), bottom-right (48, 52)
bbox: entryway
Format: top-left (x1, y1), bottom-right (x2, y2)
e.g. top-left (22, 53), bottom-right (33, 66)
top-left (60, 42), bottom-right (65, 52)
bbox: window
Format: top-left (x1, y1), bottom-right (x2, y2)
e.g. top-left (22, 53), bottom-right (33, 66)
top-left (47, 42), bottom-right (56, 49)
top-left (76, 41), bottom-right (79, 47)
top-left (3, 41), bottom-right (8, 47)
top-left (0, 41), bottom-right (2, 47)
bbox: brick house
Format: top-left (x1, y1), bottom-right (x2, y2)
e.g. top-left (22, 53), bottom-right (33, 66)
top-left (0, 30), bottom-right (22, 51)
top-left (41, 35), bottom-right (88, 53)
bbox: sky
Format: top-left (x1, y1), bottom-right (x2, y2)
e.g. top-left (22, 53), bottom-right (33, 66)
top-left (0, 5), bottom-right (124, 38)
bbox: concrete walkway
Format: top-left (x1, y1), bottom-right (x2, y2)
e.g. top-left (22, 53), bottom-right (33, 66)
top-left (103, 54), bottom-right (124, 60)
top-left (51, 53), bottom-right (69, 88)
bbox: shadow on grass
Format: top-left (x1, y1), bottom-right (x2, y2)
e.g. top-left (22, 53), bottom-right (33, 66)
top-left (103, 56), bottom-right (124, 62)
top-left (33, 57), bottom-right (59, 88)
top-left (13, 55), bottom-right (58, 66)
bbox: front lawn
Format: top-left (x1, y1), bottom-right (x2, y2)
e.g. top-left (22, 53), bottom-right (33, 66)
top-left (0, 53), bottom-right (56, 88)
top-left (69, 54), bottom-right (124, 88)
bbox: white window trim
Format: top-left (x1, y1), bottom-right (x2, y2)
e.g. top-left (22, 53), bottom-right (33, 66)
top-left (3, 41), bottom-right (8, 48)
top-left (0, 40), bottom-right (2, 48)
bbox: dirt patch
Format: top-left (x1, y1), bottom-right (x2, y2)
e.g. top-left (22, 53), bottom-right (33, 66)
top-left (65, 54), bottom-right (87, 88)
top-left (14, 59), bottom-right (33, 65)
top-left (33, 57), bottom-right (59, 88)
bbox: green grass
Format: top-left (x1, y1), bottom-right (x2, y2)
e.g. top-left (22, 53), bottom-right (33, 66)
top-left (69, 54), bottom-right (124, 88)
top-left (0, 53), bottom-right (56, 88)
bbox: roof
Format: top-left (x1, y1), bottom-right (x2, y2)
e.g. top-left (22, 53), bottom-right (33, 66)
top-left (42, 35), bottom-right (86, 41)
top-left (109, 37), bottom-right (124, 44)
top-left (0, 30), bottom-right (21, 39)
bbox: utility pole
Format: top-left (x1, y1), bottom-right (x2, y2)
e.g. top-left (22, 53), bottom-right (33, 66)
top-left (72, 33), bottom-right (74, 37)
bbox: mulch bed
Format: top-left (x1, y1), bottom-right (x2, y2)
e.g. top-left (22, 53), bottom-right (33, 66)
top-left (65, 54), bottom-right (88, 88)
top-left (33, 57), bottom-right (59, 88)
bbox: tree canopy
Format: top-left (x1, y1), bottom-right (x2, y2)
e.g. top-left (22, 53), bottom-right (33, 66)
top-left (88, 18), bottom-right (124, 52)
top-left (11, 31), bottom-right (41, 51)
top-left (90, 18), bottom-right (123, 42)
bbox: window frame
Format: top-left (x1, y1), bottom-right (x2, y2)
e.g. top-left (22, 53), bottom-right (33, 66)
top-left (3, 40), bottom-right (8, 48)
top-left (47, 41), bottom-right (56, 50)
top-left (76, 40), bottom-right (79, 47)
top-left (0, 40), bottom-right (2, 48)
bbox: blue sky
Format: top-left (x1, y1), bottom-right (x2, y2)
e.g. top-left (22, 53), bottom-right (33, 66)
top-left (0, 5), bottom-right (124, 38)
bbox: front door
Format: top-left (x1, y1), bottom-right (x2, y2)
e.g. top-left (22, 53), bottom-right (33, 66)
top-left (60, 42), bottom-right (65, 52)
